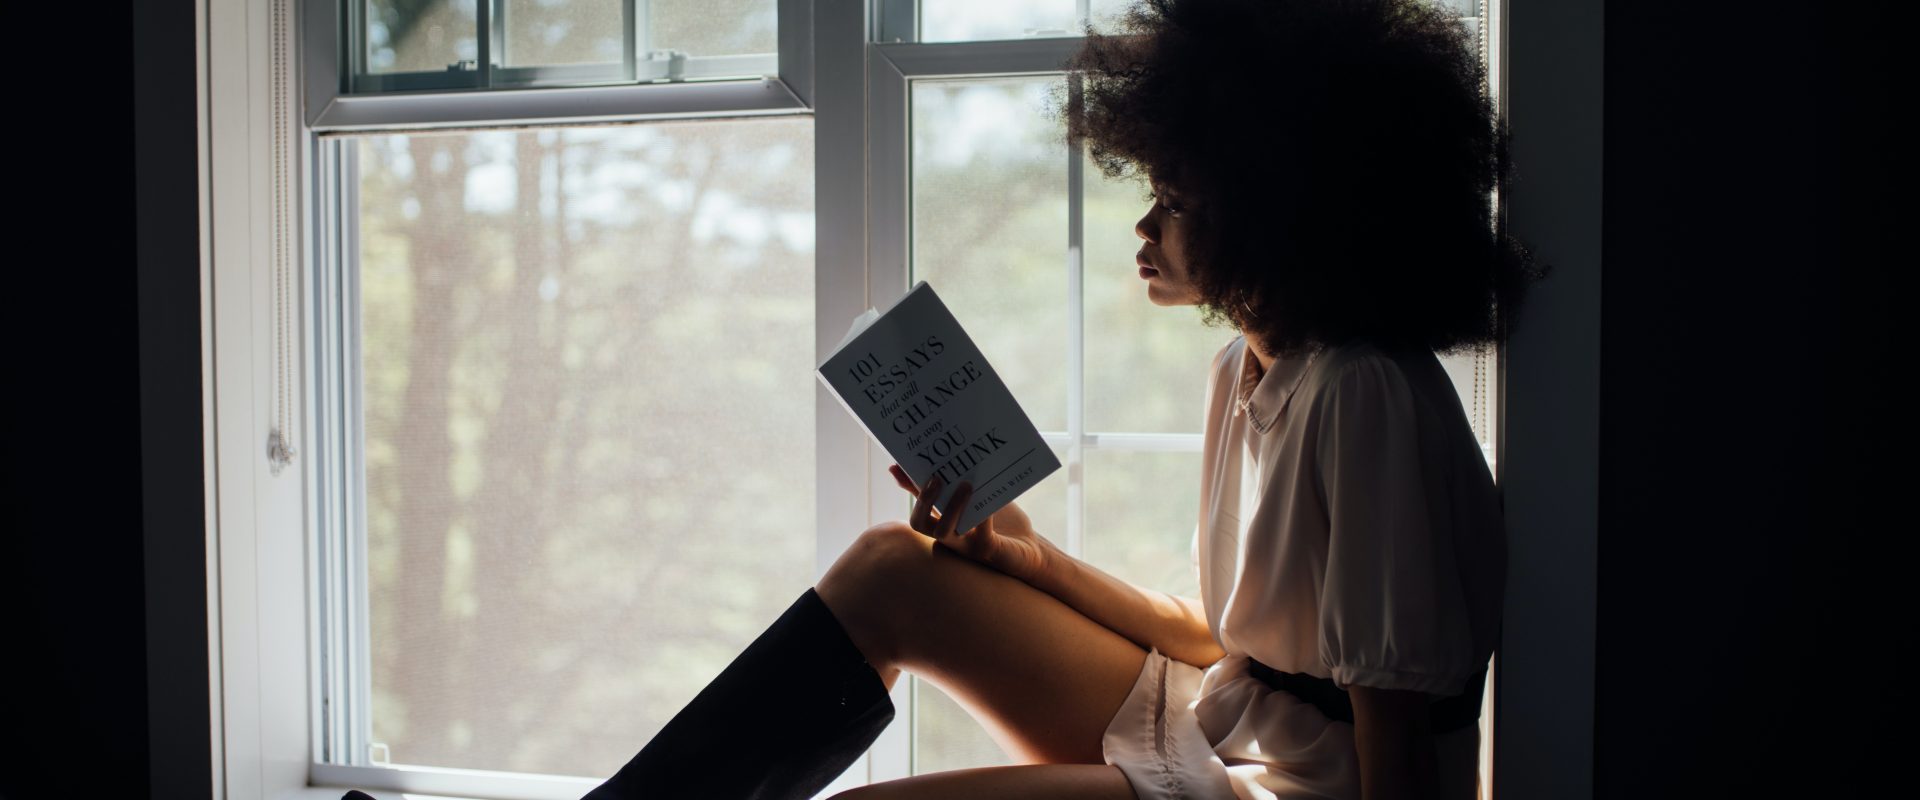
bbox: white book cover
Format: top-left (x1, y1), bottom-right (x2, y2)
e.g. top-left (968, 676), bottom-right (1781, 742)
top-left (818, 281), bottom-right (1061, 534)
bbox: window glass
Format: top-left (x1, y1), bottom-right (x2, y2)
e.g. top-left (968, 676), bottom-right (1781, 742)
top-left (1087, 0), bottom-right (1140, 32)
top-left (367, 0), bottom-right (479, 73)
top-left (356, 118), bottom-right (815, 777)
top-left (909, 76), bottom-right (1069, 432)
top-left (917, 0), bottom-right (1079, 41)
top-left (502, 0), bottom-right (625, 67)
top-left (360, 0), bottom-right (776, 83)
top-left (1082, 154), bottom-right (1232, 434)
top-left (649, 0), bottom-right (778, 57)
top-left (913, 1), bottom-right (1480, 43)
top-left (913, 0), bottom-right (1144, 42)
top-left (1083, 450), bottom-right (1203, 598)
top-left (913, 679), bottom-right (1014, 773)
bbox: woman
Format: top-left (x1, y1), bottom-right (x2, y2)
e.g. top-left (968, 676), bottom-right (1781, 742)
top-left (583, 1), bottom-right (1542, 798)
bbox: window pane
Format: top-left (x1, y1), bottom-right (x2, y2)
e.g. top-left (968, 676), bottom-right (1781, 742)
top-left (913, 0), bottom-right (1146, 41)
top-left (502, 0), bottom-right (624, 67)
top-left (912, 678), bottom-right (1013, 773)
top-left (918, 0), bottom-right (1079, 42)
top-left (357, 119), bottom-right (816, 777)
top-left (910, 76), bottom-right (1069, 432)
top-left (367, 0), bottom-right (479, 73)
top-left (1087, 0), bottom-right (1138, 33)
top-left (1084, 450), bottom-right (1202, 599)
top-left (649, 0), bottom-right (778, 57)
top-left (1082, 156), bottom-right (1233, 433)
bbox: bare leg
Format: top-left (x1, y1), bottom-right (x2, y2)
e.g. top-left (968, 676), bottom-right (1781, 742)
top-left (814, 522), bottom-right (1151, 766)
top-left (829, 764), bottom-right (1139, 800)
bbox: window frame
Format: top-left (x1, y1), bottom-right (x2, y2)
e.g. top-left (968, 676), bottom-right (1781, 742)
top-left (199, 1), bottom-right (1602, 798)
top-left (212, 2), bottom-right (848, 799)
top-left (304, 0), bottom-right (817, 131)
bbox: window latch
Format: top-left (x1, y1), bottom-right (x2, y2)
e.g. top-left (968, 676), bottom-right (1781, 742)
top-left (646, 49), bottom-right (689, 82)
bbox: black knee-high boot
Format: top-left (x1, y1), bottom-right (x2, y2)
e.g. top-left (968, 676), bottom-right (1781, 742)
top-left (581, 586), bottom-right (896, 800)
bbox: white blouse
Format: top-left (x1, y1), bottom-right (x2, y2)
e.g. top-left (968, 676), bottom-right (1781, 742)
top-left (1101, 335), bottom-right (1506, 800)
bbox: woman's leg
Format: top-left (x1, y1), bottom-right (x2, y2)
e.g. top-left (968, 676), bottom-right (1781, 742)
top-left (815, 522), bottom-right (1152, 766)
top-left (829, 764), bottom-right (1139, 800)
top-left (582, 582), bottom-right (894, 800)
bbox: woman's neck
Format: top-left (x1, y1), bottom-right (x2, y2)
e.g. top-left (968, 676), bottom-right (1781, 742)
top-left (1246, 335), bottom-right (1276, 376)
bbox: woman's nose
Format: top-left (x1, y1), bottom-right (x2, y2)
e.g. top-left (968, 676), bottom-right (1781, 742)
top-left (1135, 209), bottom-right (1158, 243)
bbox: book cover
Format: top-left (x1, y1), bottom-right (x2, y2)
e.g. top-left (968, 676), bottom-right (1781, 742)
top-left (817, 281), bottom-right (1061, 534)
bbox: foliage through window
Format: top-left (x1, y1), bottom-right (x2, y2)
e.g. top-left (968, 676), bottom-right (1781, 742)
top-left (352, 120), bottom-right (815, 777)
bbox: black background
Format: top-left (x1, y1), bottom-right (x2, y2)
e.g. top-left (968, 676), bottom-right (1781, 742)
top-left (3, 2), bottom-right (1899, 798)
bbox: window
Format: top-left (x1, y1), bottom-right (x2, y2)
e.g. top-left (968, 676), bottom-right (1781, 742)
top-left (205, 1), bottom-right (1505, 797)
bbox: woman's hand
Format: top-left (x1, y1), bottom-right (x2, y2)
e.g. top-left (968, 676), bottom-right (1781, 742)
top-left (889, 464), bottom-right (1058, 584)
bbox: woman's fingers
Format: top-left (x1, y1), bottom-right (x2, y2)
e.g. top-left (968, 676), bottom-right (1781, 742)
top-left (937, 482), bottom-right (975, 540)
top-left (889, 464), bottom-right (920, 496)
top-left (909, 491), bottom-right (933, 533)
top-left (909, 473), bottom-right (944, 533)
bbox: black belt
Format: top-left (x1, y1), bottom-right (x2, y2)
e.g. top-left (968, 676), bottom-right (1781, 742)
top-left (1246, 659), bottom-right (1487, 734)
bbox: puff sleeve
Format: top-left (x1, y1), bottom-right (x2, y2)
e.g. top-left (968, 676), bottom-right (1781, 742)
top-left (1313, 355), bottom-right (1478, 697)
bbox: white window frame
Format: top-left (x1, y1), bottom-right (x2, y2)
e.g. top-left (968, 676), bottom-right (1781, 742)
top-left (199, 1), bottom-right (1601, 798)
top-left (306, 0), bottom-right (818, 129)
top-left (210, 2), bottom-right (851, 798)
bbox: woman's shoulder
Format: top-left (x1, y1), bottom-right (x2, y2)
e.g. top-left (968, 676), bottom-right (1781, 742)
top-left (1294, 339), bottom-right (1453, 425)
top-left (1304, 338), bottom-right (1408, 389)
top-left (1213, 334), bottom-right (1247, 367)
top-left (1201, 335), bottom-right (1250, 415)
top-left (1205, 334), bottom-right (1248, 383)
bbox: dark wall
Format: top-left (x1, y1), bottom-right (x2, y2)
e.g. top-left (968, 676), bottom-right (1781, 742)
top-left (133, 0), bottom-right (218, 796)
top-left (1597, 2), bottom-right (1898, 797)
top-left (5, 2), bottom-right (210, 798)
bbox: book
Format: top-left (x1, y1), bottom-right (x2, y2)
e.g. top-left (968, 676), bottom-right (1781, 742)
top-left (817, 281), bottom-right (1061, 535)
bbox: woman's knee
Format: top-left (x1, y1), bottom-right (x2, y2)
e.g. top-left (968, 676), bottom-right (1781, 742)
top-left (815, 521), bottom-right (935, 666)
top-left (824, 521), bottom-right (930, 592)
top-left (853, 520), bottom-right (931, 565)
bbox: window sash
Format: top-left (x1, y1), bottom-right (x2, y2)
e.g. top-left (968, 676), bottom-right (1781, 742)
top-left (341, 1), bottom-right (781, 92)
top-left (305, 0), bottom-right (815, 131)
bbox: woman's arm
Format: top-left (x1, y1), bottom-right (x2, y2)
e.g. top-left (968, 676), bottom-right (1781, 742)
top-left (1025, 541), bottom-right (1227, 671)
top-left (1350, 684), bottom-right (1442, 800)
top-left (887, 465), bottom-right (1222, 668)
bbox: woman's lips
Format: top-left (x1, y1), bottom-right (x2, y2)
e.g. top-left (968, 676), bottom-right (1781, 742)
top-left (1137, 252), bottom-right (1158, 279)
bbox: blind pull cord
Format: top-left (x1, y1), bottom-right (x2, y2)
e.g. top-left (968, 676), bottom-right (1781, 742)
top-left (268, 0), bottom-right (297, 476)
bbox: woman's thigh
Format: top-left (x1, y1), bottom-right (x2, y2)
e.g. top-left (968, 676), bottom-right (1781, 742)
top-left (828, 764), bottom-right (1139, 800)
top-left (815, 523), bottom-right (1150, 766)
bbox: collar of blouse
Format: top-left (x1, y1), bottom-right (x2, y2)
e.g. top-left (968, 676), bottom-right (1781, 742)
top-left (1233, 337), bottom-right (1321, 436)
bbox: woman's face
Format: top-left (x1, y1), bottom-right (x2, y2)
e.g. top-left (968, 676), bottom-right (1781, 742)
top-left (1134, 179), bottom-right (1204, 306)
